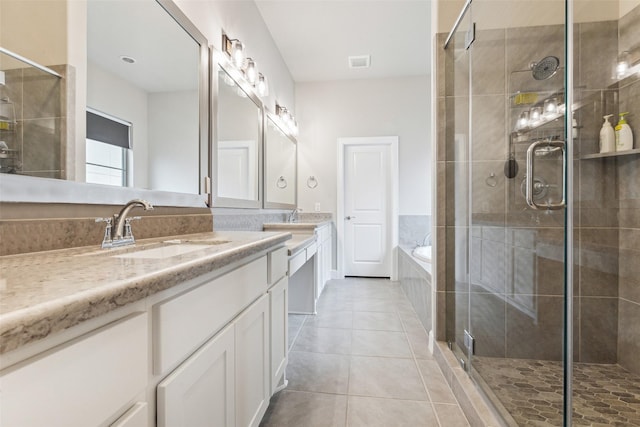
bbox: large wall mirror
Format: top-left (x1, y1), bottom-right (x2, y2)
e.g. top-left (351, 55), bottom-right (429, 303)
top-left (263, 114), bottom-right (296, 209)
top-left (0, 0), bottom-right (210, 207)
top-left (214, 62), bottom-right (263, 208)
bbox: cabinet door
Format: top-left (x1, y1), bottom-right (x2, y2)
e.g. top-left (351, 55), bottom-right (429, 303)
top-left (157, 323), bottom-right (235, 427)
top-left (235, 294), bottom-right (270, 427)
top-left (269, 277), bottom-right (288, 393)
top-left (0, 313), bottom-right (147, 427)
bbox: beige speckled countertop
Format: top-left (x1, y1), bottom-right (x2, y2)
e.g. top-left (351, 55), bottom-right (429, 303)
top-left (285, 234), bottom-right (316, 256)
top-left (263, 220), bottom-right (332, 232)
top-left (0, 230), bottom-right (291, 354)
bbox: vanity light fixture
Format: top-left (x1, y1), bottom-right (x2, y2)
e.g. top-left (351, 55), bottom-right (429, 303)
top-left (276, 104), bottom-right (298, 137)
top-left (614, 45), bottom-right (640, 80)
top-left (222, 32), bottom-right (269, 98)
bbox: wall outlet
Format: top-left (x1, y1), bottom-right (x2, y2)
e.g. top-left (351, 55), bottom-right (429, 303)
top-left (314, 202), bottom-right (320, 212)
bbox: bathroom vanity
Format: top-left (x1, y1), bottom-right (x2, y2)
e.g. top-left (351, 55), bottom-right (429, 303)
top-left (0, 230), bottom-right (290, 427)
top-left (263, 221), bottom-right (332, 314)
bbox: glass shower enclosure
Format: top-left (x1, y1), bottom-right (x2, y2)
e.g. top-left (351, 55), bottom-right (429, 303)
top-left (439, 0), bottom-right (640, 425)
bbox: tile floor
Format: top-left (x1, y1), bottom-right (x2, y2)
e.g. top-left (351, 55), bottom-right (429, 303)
top-left (259, 278), bottom-right (470, 427)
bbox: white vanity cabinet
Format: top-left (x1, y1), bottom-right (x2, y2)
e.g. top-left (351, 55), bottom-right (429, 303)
top-left (235, 294), bottom-right (270, 427)
top-left (268, 247), bottom-right (289, 394)
top-left (0, 241), bottom-right (289, 427)
top-left (0, 313), bottom-right (148, 427)
top-left (315, 223), bottom-right (332, 298)
top-left (157, 322), bottom-right (235, 427)
top-left (156, 251), bottom-right (286, 427)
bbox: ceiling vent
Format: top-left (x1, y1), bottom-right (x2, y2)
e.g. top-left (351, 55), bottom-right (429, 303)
top-left (348, 55), bottom-right (371, 69)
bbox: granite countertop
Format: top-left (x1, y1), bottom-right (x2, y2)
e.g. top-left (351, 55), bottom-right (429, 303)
top-left (0, 230), bottom-right (291, 354)
top-left (285, 234), bottom-right (317, 256)
top-left (262, 220), bottom-right (332, 232)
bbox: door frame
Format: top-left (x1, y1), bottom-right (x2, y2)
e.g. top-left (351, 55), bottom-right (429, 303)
top-left (337, 136), bottom-right (399, 280)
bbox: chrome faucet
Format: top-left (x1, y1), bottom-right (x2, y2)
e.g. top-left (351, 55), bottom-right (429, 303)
top-left (96, 199), bottom-right (153, 248)
top-left (287, 208), bottom-right (301, 223)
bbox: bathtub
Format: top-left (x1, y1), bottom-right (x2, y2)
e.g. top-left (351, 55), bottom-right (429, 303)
top-left (412, 245), bottom-right (431, 263)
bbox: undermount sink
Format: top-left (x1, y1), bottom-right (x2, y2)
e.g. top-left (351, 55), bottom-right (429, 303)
top-left (112, 243), bottom-right (212, 260)
top-left (78, 238), bottom-right (231, 259)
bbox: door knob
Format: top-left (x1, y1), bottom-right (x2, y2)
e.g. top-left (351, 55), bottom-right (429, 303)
top-left (345, 216), bottom-right (356, 220)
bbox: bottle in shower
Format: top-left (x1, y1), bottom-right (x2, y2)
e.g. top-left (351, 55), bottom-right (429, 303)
top-left (615, 112), bottom-right (633, 151)
top-left (599, 115), bottom-right (615, 153)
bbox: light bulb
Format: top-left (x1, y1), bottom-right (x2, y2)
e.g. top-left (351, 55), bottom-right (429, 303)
top-left (245, 58), bottom-right (257, 85)
top-left (257, 73), bottom-right (267, 96)
top-left (517, 111), bottom-right (529, 130)
top-left (232, 40), bottom-right (244, 68)
top-left (530, 107), bottom-right (542, 122)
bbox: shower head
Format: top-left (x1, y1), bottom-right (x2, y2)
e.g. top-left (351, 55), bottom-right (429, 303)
top-left (530, 56), bottom-right (560, 80)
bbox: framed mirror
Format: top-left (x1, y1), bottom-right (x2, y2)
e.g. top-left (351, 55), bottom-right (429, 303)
top-left (0, 0), bottom-right (210, 207)
top-left (263, 114), bottom-right (297, 209)
top-left (214, 61), bottom-right (263, 208)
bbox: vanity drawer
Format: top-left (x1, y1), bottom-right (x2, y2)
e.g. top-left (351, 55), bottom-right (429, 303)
top-left (0, 313), bottom-right (148, 427)
top-left (268, 246), bottom-right (288, 285)
top-left (153, 256), bottom-right (267, 374)
top-left (306, 242), bottom-right (318, 259)
top-left (289, 250), bottom-right (306, 276)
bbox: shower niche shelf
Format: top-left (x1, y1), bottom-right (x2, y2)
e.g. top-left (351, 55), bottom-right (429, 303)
top-left (581, 148), bottom-right (640, 159)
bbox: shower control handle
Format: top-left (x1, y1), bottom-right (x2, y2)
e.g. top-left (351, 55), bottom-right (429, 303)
top-left (526, 140), bottom-right (566, 210)
top-left (345, 216), bottom-right (356, 220)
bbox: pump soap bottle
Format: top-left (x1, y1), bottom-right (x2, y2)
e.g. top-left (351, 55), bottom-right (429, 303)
top-left (615, 112), bottom-right (633, 151)
top-left (599, 115), bottom-right (615, 153)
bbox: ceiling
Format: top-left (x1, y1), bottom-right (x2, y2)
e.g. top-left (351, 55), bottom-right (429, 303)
top-left (255, 0), bottom-right (431, 82)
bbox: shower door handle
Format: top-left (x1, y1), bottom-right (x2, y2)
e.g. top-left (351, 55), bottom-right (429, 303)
top-left (525, 140), bottom-right (566, 210)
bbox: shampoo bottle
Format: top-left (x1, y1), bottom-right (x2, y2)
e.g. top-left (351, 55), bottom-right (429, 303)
top-left (599, 115), bottom-right (615, 153)
top-left (615, 112), bottom-right (634, 151)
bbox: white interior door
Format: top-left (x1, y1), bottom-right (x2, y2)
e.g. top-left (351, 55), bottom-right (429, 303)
top-left (344, 143), bottom-right (391, 277)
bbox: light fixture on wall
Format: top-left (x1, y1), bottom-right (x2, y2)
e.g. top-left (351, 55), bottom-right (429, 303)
top-left (222, 33), bottom-right (269, 98)
top-left (223, 34), bottom-right (245, 68)
top-left (276, 104), bottom-right (298, 137)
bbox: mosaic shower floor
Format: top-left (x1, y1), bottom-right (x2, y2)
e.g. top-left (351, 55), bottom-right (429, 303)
top-left (473, 357), bottom-right (640, 426)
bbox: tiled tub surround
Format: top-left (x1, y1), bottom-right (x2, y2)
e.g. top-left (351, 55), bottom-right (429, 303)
top-left (399, 215), bottom-right (432, 246)
top-left (0, 203), bottom-right (213, 256)
top-left (398, 245), bottom-right (433, 337)
top-left (0, 230), bottom-right (290, 354)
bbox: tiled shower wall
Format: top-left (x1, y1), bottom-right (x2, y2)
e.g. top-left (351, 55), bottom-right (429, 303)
top-left (614, 4), bottom-right (640, 375)
top-left (0, 64), bottom-right (73, 179)
top-left (436, 4), bottom-right (640, 374)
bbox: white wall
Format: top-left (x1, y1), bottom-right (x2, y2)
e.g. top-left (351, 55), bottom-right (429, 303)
top-left (87, 61), bottom-right (149, 189)
top-left (174, 0), bottom-right (295, 115)
top-left (295, 76), bottom-right (431, 217)
top-left (148, 90), bottom-right (199, 193)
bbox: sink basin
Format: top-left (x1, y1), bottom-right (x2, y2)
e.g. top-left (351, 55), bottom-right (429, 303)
top-left (112, 243), bottom-right (211, 260)
top-left (412, 246), bottom-right (432, 263)
top-left (75, 238), bottom-right (231, 259)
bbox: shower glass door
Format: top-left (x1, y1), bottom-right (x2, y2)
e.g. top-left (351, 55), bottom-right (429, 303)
top-left (463, 1), bottom-right (571, 425)
top-left (442, 3), bottom-right (472, 373)
top-left (570, 1), bottom-right (640, 425)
